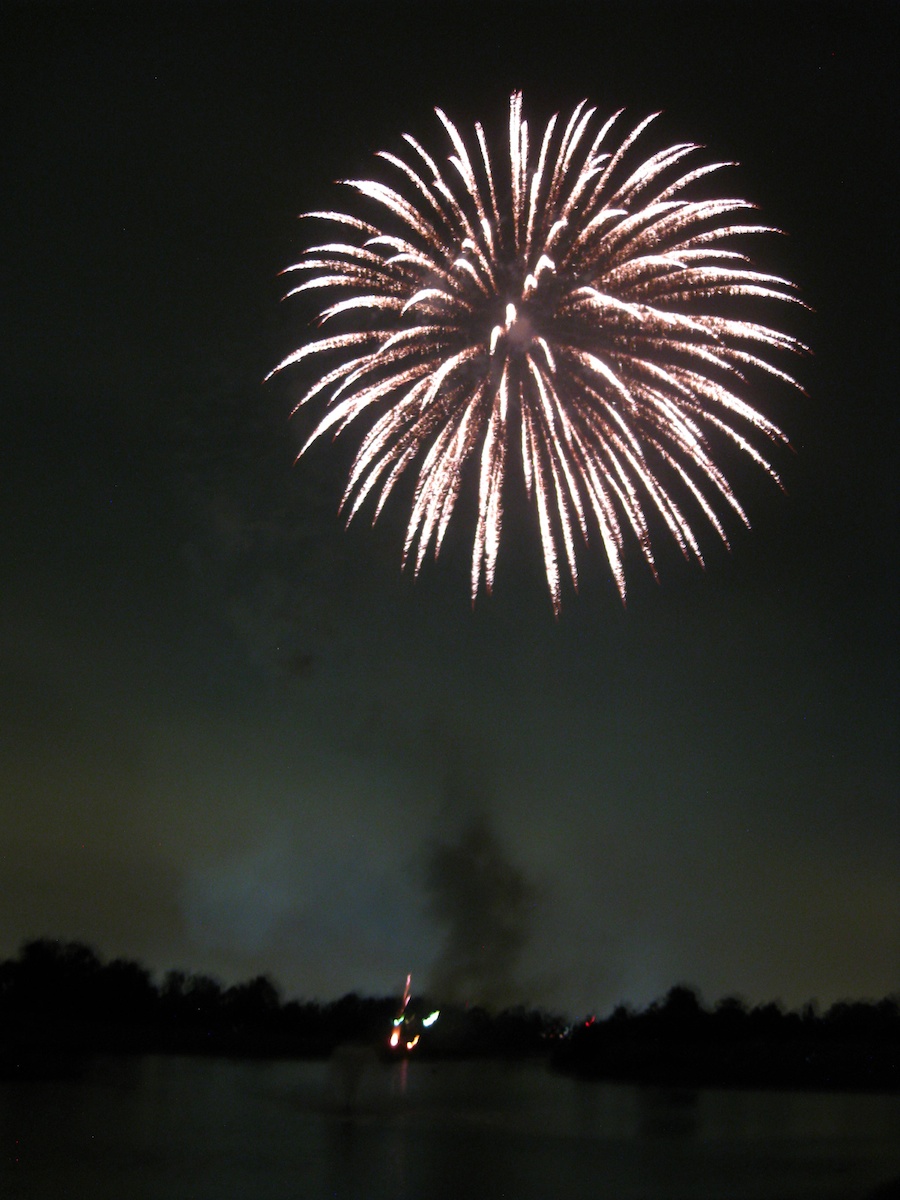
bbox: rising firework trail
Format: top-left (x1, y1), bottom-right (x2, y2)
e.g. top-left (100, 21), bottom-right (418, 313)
top-left (388, 974), bottom-right (439, 1053)
top-left (269, 93), bottom-right (806, 611)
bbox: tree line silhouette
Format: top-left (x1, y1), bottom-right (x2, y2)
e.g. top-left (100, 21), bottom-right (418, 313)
top-left (556, 983), bottom-right (900, 1091)
top-left (1, 939), bottom-right (897, 1090)
top-left (0, 939), bottom-right (561, 1064)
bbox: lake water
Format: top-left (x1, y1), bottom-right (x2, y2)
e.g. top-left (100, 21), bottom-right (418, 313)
top-left (3, 1054), bottom-right (899, 1199)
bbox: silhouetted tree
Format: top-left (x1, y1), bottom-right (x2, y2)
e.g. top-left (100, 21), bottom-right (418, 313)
top-left (94, 958), bottom-right (157, 1024)
top-left (712, 995), bottom-right (749, 1042)
top-left (12, 939), bottom-right (103, 1019)
top-left (223, 975), bottom-right (280, 1029)
top-left (160, 971), bottom-right (224, 1028)
top-left (748, 1000), bottom-right (787, 1042)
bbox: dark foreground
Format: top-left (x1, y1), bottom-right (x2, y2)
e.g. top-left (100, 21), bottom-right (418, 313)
top-left (4, 1055), bottom-right (900, 1200)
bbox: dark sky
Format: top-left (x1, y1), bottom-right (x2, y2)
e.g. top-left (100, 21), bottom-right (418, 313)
top-left (1, 0), bottom-right (896, 1017)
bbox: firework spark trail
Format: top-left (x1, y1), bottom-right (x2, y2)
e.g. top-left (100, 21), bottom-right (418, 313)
top-left (269, 93), bottom-right (806, 611)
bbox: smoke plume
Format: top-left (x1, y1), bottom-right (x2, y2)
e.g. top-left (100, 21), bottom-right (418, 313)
top-left (425, 810), bottom-right (535, 1011)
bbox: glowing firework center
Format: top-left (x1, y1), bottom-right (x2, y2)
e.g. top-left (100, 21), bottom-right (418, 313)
top-left (389, 974), bottom-right (439, 1053)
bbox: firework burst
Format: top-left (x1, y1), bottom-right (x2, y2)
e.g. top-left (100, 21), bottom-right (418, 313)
top-left (269, 93), bottom-right (805, 611)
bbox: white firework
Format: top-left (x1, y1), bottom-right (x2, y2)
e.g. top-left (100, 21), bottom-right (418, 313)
top-left (269, 92), bottom-right (805, 611)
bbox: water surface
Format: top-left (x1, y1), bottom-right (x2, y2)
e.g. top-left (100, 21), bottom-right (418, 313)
top-left (3, 1055), bottom-right (899, 1199)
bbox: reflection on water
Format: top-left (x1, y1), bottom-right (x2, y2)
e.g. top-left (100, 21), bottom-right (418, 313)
top-left (2, 1054), bottom-right (899, 1199)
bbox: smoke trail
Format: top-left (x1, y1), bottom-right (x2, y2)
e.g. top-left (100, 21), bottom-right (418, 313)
top-left (425, 810), bottom-right (535, 1011)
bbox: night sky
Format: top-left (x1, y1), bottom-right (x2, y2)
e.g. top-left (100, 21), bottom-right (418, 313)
top-left (2, 1), bottom-right (896, 1018)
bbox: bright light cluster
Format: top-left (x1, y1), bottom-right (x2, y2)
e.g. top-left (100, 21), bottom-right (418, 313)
top-left (387, 973), bottom-right (438, 1053)
top-left (270, 93), bottom-right (805, 610)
